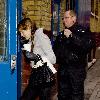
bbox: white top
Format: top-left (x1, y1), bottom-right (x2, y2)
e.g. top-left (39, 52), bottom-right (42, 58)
top-left (33, 28), bottom-right (56, 64)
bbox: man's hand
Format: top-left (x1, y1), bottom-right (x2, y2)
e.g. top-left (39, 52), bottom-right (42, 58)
top-left (64, 29), bottom-right (72, 38)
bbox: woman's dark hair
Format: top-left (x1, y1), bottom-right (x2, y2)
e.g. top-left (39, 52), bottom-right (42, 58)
top-left (17, 18), bottom-right (37, 51)
top-left (17, 18), bottom-right (37, 34)
top-left (43, 29), bottom-right (52, 39)
top-left (31, 21), bottom-right (37, 35)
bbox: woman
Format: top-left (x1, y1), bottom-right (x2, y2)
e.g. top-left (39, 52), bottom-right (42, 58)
top-left (18, 18), bottom-right (56, 100)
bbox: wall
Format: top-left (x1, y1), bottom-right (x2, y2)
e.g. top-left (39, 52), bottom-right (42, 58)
top-left (90, 0), bottom-right (100, 32)
top-left (90, 0), bottom-right (100, 47)
top-left (22, 0), bottom-right (51, 30)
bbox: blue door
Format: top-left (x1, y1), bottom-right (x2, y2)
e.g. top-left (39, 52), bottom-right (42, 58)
top-left (0, 0), bottom-right (17, 100)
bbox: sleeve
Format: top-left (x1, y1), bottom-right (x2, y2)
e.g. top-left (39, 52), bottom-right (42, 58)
top-left (35, 28), bottom-right (56, 64)
top-left (53, 35), bottom-right (64, 64)
top-left (23, 51), bottom-right (40, 64)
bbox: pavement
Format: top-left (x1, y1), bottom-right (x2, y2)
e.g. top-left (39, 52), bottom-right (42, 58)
top-left (85, 48), bottom-right (100, 100)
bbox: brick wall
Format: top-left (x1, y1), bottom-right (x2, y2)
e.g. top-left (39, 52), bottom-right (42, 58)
top-left (22, 0), bottom-right (51, 30)
top-left (90, 0), bottom-right (100, 47)
top-left (90, 0), bottom-right (100, 32)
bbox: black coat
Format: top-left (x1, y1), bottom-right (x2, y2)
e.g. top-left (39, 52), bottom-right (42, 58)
top-left (53, 23), bottom-right (93, 69)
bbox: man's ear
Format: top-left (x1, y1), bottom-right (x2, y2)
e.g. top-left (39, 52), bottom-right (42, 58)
top-left (72, 16), bottom-right (76, 23)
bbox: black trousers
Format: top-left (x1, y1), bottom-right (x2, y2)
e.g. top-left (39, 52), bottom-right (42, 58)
top-left (57, 66), bottom-right (86, 100)
top-left (20, 85), bottom-right (51, 100)
top-left (20, 72), bottom-right (51, 100)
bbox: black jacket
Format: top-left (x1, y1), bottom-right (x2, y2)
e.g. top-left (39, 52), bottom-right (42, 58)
top-left (53, 23), bottom-right (93, 68)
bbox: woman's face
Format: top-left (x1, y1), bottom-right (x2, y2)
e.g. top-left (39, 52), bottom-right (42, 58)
top-left (20, 29), bottom-right (31, 40)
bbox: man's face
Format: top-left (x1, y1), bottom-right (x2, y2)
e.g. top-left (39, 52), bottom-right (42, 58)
top-left (63, 11), bottom-right (75, 28)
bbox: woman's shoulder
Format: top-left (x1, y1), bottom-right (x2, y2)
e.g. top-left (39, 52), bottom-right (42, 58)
top-left (35, 28), bottom-right (43, 34)
top-left (35, 28), bottom-right (49, 39)
top-left (35, 28), bottom-right (43, 37)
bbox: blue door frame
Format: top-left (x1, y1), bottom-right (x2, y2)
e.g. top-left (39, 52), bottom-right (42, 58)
top-left (0, 0), bottom-right (17, 100)
top-left (17, 0), bottom-right (22, 99)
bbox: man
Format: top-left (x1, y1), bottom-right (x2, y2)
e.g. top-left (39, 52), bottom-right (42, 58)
top-left (54, 10), bottom-right (93, 100)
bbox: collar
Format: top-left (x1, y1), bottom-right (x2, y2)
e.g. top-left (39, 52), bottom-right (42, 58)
top-left (67, 23), bottom-right (78, 32)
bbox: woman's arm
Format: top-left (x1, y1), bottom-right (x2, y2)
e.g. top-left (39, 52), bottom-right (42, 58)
top-left (35, 28), bottom-right (56, 64)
